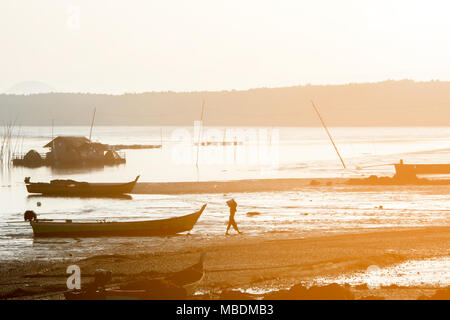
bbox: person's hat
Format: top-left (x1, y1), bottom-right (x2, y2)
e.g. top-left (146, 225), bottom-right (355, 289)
top-left (226, 199), bottom-right (237, 207)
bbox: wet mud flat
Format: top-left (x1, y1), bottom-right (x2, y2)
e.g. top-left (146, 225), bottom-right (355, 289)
top-left (132, 176), bottom-right (450, 195)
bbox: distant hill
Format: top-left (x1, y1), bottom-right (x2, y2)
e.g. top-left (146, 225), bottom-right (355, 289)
top-left (5, 81), bottom-right (55, 95)
top-left (1, 80), bottom-right (449, 126)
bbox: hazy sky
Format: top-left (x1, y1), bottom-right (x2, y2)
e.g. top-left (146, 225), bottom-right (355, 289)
top-left (1, 0), bottom-right (450, 93)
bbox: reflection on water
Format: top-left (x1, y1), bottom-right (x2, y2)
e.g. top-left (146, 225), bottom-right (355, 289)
top-left (207, 256), bottom-right (450, 296)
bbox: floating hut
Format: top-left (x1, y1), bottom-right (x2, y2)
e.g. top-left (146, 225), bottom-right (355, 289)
top-left (13, 136), bottom-right (125, 167)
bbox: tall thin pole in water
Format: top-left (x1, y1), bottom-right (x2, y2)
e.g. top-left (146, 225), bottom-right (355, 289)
top-left (51, 119), bottom-right (56, 161)
top-left (311, 100), bottom-right (346, 169)
top-left (89, 107), bottom-right (96, 142)
top-left (196, 100), bottom-right (205, 169)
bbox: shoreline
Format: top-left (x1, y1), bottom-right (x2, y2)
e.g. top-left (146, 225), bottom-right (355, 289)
top-left (2, 226), bottom-right (449, 300)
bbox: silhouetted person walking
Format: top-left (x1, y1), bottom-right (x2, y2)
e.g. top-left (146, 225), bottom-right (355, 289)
top-left (226, 199), bottom-right (241, 235)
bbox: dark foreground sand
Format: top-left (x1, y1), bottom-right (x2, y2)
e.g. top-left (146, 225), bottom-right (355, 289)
top-left (1, 226), bottom-right (449, 300)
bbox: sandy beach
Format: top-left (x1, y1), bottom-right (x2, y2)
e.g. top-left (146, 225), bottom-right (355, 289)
top-left (132, 178), bottom-right (341, 194)
top-left (2, 225), bottom-right (449, 300)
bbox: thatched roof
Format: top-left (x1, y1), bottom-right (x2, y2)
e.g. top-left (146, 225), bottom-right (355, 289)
top-left (44, 136), bottom-right (91, 148)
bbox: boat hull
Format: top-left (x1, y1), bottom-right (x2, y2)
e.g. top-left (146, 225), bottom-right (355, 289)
top-left (30, 205), bottom-right (206, 237)
top-left (395, 163), bottom-right (450, 178)
top-left (65, 289), bottom-right (182, 300)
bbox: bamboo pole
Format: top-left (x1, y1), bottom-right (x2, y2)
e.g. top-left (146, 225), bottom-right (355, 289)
top-left (311, 100), bottom-right (346, 169)
top-left (89, 107), bottom-right (96, 142)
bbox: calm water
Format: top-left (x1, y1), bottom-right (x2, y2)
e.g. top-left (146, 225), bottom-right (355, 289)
top-left (0, 126), bottom-right (449, 270)
top-left (315, 257), bottom-right (450, 288)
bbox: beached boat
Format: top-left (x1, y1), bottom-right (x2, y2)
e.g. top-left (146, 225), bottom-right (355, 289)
top-left (64, 253), bottom-right (206, 300)
top-left (28, 204), bottom-right (206, 237)
top-left (25, 176), bottom-right (139, 196)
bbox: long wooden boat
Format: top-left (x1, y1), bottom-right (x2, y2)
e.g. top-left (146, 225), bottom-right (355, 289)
top-left (394, 160), bottom-right (450, 178)
top-left (29, 204), bottom-right (206, 237)
top-left (25, 176), bottom-right (139, 196)
top-left (65, 253), bottom-right (205, 300)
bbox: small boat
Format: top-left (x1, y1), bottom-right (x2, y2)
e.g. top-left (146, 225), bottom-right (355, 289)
top-left (64, 253), bottom-right (206, 300)
top-left (395, 160), bottom-right (450, 178)
top-left (24, 176), bottom-right (139, 196)
top-left (27, 204), bottom-right (206, 237)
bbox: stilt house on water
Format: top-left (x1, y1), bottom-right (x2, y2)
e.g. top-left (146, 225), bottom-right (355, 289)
top-left (13, 136), bottom-right (125, 167)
